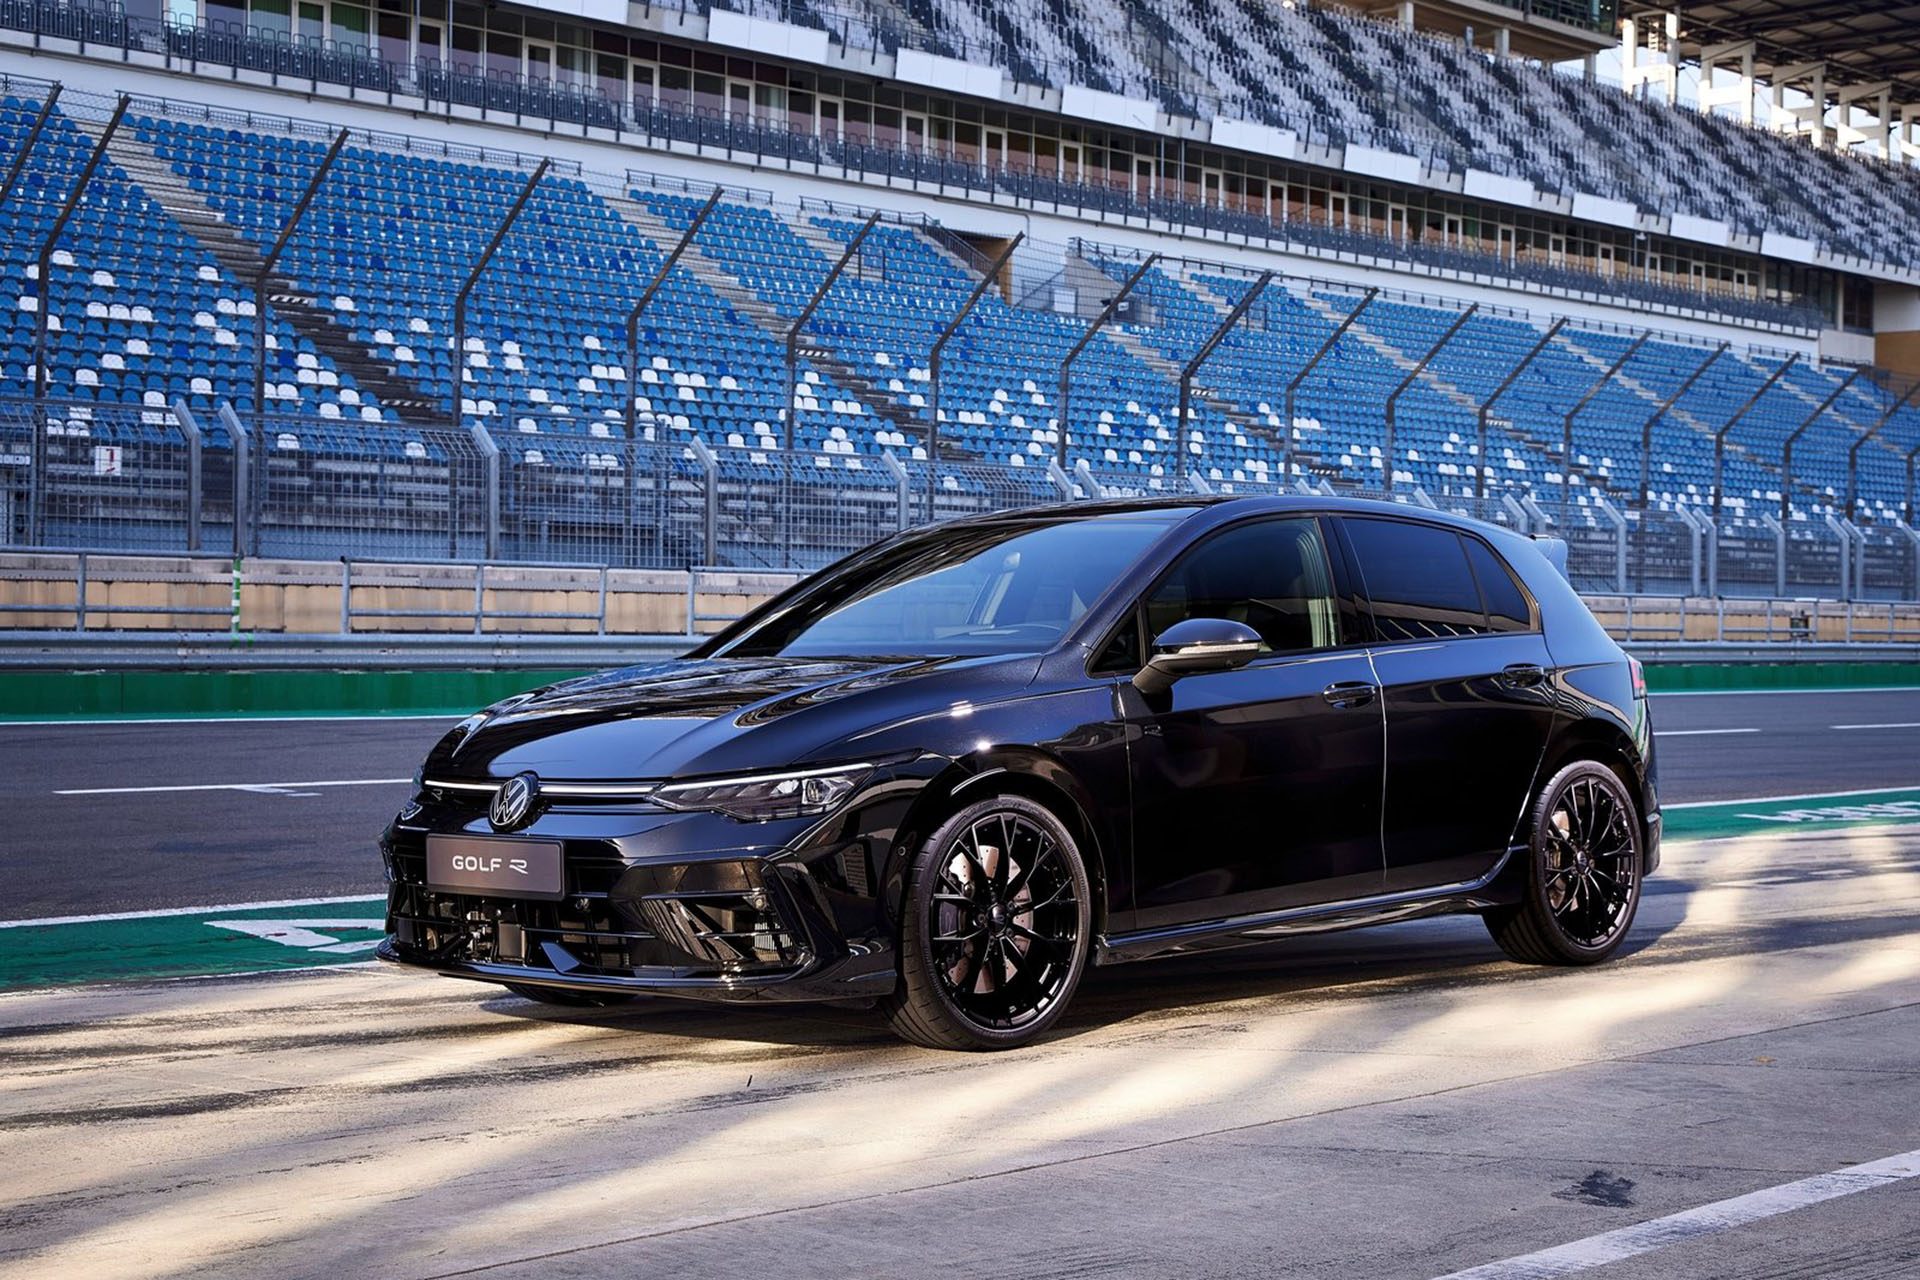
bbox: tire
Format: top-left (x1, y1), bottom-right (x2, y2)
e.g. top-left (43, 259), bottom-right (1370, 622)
top-left (1485, 759), bottom-right (1644, 966)
top-left (503, 983), bottom-right (639, 1008)
top-left (883, 794), bottom-right (1093, 1051)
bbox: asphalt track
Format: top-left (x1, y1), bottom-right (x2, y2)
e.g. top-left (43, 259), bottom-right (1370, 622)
top-left (1, 821), bottom-right (1917, 1279)
top-left (4, 687), bottom-right (1920, 920)
top-left (1, 688), bottom-right (1919, 1279)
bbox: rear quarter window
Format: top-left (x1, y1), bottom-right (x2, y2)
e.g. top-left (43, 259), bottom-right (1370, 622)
top-left (1463, 536), bottom-right (1536, 632)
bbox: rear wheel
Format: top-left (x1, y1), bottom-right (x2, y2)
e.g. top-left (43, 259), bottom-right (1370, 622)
top-left (883, 795), bottom-right (1092, 1051)
top-left (503, 983), bottom-right (638, 1008)
top-left (1485, 760), bottom-right (1643, 966)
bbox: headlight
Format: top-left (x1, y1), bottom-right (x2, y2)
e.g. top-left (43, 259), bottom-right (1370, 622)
top-left (651, 763), bottom-right (872, 822)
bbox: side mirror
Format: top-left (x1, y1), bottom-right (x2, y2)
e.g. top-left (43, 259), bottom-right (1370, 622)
top-left (1132, 617), bottom-right (1263, 696)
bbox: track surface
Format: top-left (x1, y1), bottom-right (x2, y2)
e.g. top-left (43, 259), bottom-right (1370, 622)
top-left (5, 688), bottom-right (1920, 921)
top-left (2, 823), bottom-right (1917, 1279)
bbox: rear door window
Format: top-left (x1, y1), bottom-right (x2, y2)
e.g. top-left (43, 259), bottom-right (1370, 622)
top-left (1340, 517), bottom-right (1489, 642)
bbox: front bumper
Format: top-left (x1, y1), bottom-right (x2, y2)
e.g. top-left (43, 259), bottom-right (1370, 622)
top-left (378, 781), bottom-right (911, 1004)
top-left (377, 869), bottom-right (895, 1003)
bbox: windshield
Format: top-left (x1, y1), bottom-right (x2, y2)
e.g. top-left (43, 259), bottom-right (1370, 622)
top-left (713, 514), bottom-right (1182, 659)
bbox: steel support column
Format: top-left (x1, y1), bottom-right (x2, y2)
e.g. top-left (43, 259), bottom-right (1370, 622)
top-left (784, 211), bottom-right (880, 452)
top-left (450, 159), bottom-right (550, 433)
top-left (1906, 438), bottom-right (1920, 526)
top-left (1475, 317), bottom-right (1565, 503)
top-left (1283, 287), bottom-right (1377, 488)
top-left (1640, 341), bottom-right (1727, 513)
top-left (624, 187), bottom-right (722, 566)
top-left (1562, 332), bottom-right (1648, 526)
top-left (1847, 380), bottom-right (1920, 519)
top-left (253, 129), bottom-right (348, 436)
top-left (1176, 270), bottom-right (1272, 492)
top-left (0, 85), bottom-right (61, 210)
top-left (1780, 369), bottom-right (1861, 522)
top-left (927, 234), bottom-right (1023, 521)
top-left (172, 397), bottom-right (204, 552)
top-left (1712, 352), bottom-right (1797, 522)
top-left (29, 95), bottom-right (128, 545)
top-left (1056, 254), bottom-right (1158, 468)
top-left (1383, 304), bottom-right (1477, 495)
top-left (781, 211), bottom-right (878, 566)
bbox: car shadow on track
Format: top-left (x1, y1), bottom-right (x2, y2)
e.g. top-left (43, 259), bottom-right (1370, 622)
top-left (472, 907), bottom-right (1685, 1051)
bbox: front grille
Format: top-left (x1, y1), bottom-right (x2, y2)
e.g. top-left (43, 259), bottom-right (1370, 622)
top-left (387, 878), bottom-right (807, 979)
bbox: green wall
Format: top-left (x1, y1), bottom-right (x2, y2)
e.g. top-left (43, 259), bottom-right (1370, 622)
top-left (3, 660), bottom-right (1919, 720)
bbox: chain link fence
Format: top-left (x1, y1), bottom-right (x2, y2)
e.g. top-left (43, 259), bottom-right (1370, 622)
top-left (0, 400), bottom-right (203, 552)
top-left (245, 412), bottom-right (491, 561)
top-left (3, 399), bottom-right (1918, 598)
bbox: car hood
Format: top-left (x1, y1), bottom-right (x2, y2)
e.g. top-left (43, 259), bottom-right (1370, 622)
top-left (421, 653), bottom-right (1040, 782)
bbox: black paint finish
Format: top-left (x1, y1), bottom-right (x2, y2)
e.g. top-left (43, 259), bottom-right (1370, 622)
top-left (377, 495), bottom-right (1658, 1007)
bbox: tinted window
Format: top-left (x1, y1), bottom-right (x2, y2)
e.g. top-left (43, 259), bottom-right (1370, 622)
top-left (1464, 536), bottom-right (1534, 632)
top-left (1141, 517), bottom-right (1344, 655)
top-left (1342, 517), bottom-right (1488, 641)
top-left (716, 515), bottom-right (1175, 659)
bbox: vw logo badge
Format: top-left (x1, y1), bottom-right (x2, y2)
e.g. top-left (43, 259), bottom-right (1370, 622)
top-left (489, 771), bottom-right (539, 832)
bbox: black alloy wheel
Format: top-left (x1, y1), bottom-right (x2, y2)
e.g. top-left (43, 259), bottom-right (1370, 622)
top-left (1486, 759), bottom-right (1643, 965)
top-left (885, 794), bottom-right (1092, 1050)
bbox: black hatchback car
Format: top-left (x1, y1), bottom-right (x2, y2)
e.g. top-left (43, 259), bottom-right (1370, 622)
top-left (379, 497), bottom-right (1658, 1049)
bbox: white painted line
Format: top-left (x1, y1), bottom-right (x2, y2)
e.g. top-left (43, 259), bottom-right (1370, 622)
top-left (0, 893), bottom-right (384, 930)
top-left (0, 961), bottom-right (384, 995)
top-left (1432, 1147), bottom-right (1920, 1280)
top-left (1659, 727), bottom-right (1760, 736)
top-left (1665, 783), bottom-right (1920, 810)
top-left (1832, 722), bottom-right (1920, 730)
top-left (0, 713), bottom-right (463, 727)
top-left (55, 777), bottom-right (411, 796)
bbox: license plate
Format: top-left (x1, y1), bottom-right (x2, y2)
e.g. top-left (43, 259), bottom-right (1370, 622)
top-left (425, 835), bottom-right (564, 899)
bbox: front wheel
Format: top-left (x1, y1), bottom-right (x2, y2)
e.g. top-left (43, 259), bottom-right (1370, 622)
top-left (1485, 760), bottom-right (1644, 966)
top-left (883, 795), bottom-right (1093, 1051)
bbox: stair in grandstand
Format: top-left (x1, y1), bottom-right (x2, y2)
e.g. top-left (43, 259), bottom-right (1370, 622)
top-left (92, 122), bottom-right (438, 422)
top-left (1552, 332), bottom-right (1833, 512)
top-left (1552, 332), bottom-right (1718, 439)
top-left (853, 0), bottom-right (954, 59)
top-left (1289, 290), bottom-right (1627, 506)
top-left (792, 211), bottom-right (989, 292)
top-left (1101, 306), bottom-right (1342, 485)
top-left (1289, 287), bottom-right (1570, 491)
top-left (1114, 0), bottom-right (1212, 107)
top-left (607, 193), bottom-right (948, 456)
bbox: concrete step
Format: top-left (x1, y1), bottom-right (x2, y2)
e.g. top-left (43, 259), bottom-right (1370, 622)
top-left (93, 122), bottom-right (437, 419)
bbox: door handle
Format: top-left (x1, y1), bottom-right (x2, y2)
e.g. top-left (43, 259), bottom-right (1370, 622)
top-left (1501, 663), bottom-right (1547, 688)
top-left (1322, 681), bottom-right (1377, 708)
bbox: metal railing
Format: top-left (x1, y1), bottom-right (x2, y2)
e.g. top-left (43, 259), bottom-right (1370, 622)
top-left (6, 546), bottom-right (1918, 643)
top-left (1593, 596), bottom-right (1920, 646)
top-left (0, 549), bottom-right (237, 631)
top-left (8, 399), bottom-right (1917, 598)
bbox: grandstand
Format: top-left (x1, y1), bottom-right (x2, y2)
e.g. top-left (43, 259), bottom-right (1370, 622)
top-left (1, 0), bottom-right (1918, 599)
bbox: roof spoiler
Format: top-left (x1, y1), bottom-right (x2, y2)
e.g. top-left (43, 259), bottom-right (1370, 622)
top-left (1529, 533), bottom-right (1570, 579)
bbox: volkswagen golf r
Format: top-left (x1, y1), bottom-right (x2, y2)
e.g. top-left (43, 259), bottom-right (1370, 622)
top-left (379, 497), bottom-right (1659, 1050)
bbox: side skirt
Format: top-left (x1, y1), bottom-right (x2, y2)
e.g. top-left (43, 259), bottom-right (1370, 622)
top-left (1095, 846), bottom-right (1526, 965)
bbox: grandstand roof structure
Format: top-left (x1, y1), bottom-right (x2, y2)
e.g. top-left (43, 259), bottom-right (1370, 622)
top-left (1663, 1), bottom-right (1920, 101)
